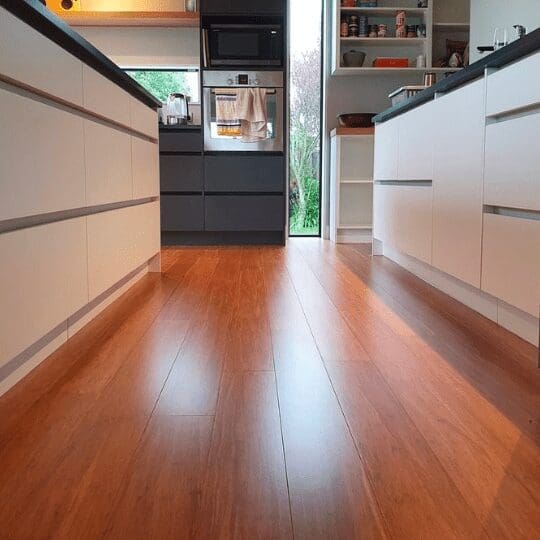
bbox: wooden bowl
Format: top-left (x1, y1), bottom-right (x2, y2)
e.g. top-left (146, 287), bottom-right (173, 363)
top-left (337, 113), bottom-right (376, 128)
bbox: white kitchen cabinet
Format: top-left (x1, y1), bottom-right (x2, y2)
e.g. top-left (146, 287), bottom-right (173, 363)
top-left (486, 51), bottom-right (540, 117)
top-left (82, 65), bottom-right (131, 126)
top-left (130, 97), bottom-right (159, 140)
top-left (373, 184), bottom-right (433, 264)
top-left (373, 118), bottom-right (399, 181)
top-left (84, 120), bottom-right (133, 206)
top-left (0, 218), bottom-right (88, 367)
top-left (481, 213), bottom-right (540, 317)
top-left (484, 114), bottom-right (540, 212)
top-left (132, 138), bottom-right (159, 200)
top-left (432, 79), bottom-right (485, 288)
top-left (0, 88), bottom-right (86, 221)
top-left (87, 202), bottom-right (160, 300)
top-left (0, 9), bottom-right (83, 106)
top-left (397, 102), bottom-right (434, 181)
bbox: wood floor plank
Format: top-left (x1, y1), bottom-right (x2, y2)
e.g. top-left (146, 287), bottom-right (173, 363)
top-left (193, 371), bottom-right (292, 539)
top-left (104, 415), bottom-right (214, 540)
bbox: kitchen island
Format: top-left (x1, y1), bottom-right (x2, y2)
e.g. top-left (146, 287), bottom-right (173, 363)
top-left (0, 0), bottom-right (162, 394)
top-left (372, 29), bottom-right (540, 346)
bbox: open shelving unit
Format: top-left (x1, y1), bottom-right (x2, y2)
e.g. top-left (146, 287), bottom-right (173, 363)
top-left (330, 128), bottom-right (374, 243)
top-left (57, 11), bottom-right (200, 27)
top-left (332, 0), bottom-right (470, 76)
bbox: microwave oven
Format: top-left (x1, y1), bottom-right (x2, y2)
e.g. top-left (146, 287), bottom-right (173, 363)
top-left (203, 22), bottom-right (284, 68)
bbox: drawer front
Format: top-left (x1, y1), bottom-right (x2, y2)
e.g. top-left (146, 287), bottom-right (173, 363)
top-left (397, 102), bottom-right (434, 181)
top-left (0, 88), bottom-right (86, 221)
top-left (0, 9), bottom-right (83, 106)
top-left (160, 155), bottom-right (203, 192)
top-left (204, 155), bottom-right (284, 192)
top-left (484, 115), bottom-right (540, 212)
top-left (159, 131), bottom-right (203, 153)
top-left (486, 51), bottom-right (540, 116)
top-left (373, 184), bottom-right (432, 264)
top-left (133, 138), bottom-right (159, 199)
top-left (481, 213), bottom-right (540, 316)
top-left (161, 195), bottom-right (204, 231)
top-left (130, 97), bottom-right (158, 139)
top-left (374, 118), bottom-right (399, 181)
top-left (205, 195), bottom-right (284, 231)
top-left (83, 65), bottom-right (131, 126)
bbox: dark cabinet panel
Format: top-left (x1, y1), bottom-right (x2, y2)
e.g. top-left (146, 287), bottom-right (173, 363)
top-left (160, 155), bottom-right (203, 192)
top-left (159, 131), bottom-right (202, 153)
top-left (201, 0), bottom-right (284, 14)
top-left (205, 155), bottom-right (284, 193)
top-left (205, 195), bottom-right (284, 231)
top-left (161, 195), bottom-right (204, 231)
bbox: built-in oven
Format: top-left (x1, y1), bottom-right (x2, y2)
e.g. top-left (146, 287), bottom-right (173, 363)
top-left (203, 71), bottom-right (284, 153)
top-left (202, 18), bottom-right (284, 68)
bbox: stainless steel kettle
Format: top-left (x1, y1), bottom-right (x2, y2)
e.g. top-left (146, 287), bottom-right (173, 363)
top-left (164, 93), bottom-right (191, 125)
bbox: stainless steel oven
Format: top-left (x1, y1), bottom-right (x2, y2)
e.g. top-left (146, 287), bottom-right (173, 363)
top-left (203, 71), bottom-right (284, 153)
top-left (203, 21), bottom-right (284, 68)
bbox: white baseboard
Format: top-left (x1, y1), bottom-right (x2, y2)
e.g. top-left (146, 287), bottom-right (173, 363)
top-left (0, 259), bottom-right (152, 397)
top-left (380, 241), bottom-right (539, 347)
top-left (336, 230), bottom-right (373, 244)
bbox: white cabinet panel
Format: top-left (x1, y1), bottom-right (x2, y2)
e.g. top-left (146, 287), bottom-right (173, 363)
top-left (374, 119), bottom-right (398, 181)
top-left (0, 88), bottom-right (86, 221)
top-left (0, 9), bottom-right (83, 106)
top-left (374, 184), bottom-right (433, 264)
top-left (132, 138), bottom-right (159, 200)
top-left (481, 214), bottom-right (540, 317)
top-left (82, 65), bottom-right (131, 126)
top-left (398, 102), bottom-right (434, 181)
top-left (0, 218), bottom-right (88, 367)
top-left (87, 202), bottom-right (160, 300)
top-left (432, 79), bottom-right (485, 287)
top-left (84, 121), bottom-right (133, 206)
top-left (486, 51), bottom-right (540, 116)
top-left (130, 97), bottom-right (158, 139)
top-left (484, 115), bottom-right (540, 212)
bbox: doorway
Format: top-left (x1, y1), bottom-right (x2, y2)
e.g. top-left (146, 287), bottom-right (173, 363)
top-left (288, 0), bottom-right (323, 237)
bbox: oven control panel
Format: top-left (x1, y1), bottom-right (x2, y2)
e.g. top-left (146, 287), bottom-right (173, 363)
top-left (204, 71), bottom-right (283, 89)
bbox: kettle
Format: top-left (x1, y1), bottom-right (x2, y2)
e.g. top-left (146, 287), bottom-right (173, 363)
top-left (164, 93), bottom-right (191, 125)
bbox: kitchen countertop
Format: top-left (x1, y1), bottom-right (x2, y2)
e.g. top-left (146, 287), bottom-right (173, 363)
top-left (373, 27), bottom-right (540, 124)
top-left (0, 0), bottom-right (161, 109)
top-left (159, 124), bottom-right (202, 132)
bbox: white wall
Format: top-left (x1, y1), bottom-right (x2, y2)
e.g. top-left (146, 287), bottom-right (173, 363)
top-left (470, 0), bottom-right (540, 62)
top-left (77, 26), bottom-right (200, 67)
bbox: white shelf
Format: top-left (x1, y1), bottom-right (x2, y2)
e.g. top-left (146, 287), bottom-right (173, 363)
top-left (433, 22), bottom-right (470, 32)
top-left (338, 224), bottom-right (373, 230)
top-left (341, 37), bottom-right (427, 45)
top-left (340, 179), bottom-right (374, 184)
top-left (333, 67), bottom-right (424, 75)
top-left (340, 7), bottom-right (427, 17)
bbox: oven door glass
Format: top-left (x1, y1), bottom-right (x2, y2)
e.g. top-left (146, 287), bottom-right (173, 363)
top-left (204, 88), bottom-right (283, 152)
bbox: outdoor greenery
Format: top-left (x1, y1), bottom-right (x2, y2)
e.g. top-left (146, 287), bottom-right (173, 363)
top-left (127, 70), bottom-right (189, 102)
top-left (289, 46), bottom-right (321, 236)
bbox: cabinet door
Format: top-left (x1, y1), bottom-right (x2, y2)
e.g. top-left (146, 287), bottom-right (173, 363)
top-left (374, 184), bottom-right (432, 264)
top-left (398, 102), bottom-right (434, 180)
top-left (161, 195), bottom-right (204, 231)
top-left (204, 155), bottom-right (284, 192)
top-left (159, 131), bottom-right (203, 153)
top-left (481, 213), bottom-right (540, 317)
top-left (200, 0), bottom-right (230, 13)
top-left (432, 79), bottom-right (485, 287)
top-left (132, 138), bottom-right (159, 199)
top-left (231, 0), bottom-right (284, 13)
top-left (374, 119), bottom-right (399, 181)
top-left (160, 156), bottom-right (203, 192)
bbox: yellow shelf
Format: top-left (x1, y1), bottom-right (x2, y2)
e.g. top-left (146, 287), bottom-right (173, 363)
top-left (57, 11), bottom-right (200, 27)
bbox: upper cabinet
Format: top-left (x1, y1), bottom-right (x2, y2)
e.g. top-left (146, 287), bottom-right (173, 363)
top-left (201, 0), bottom-right (284, 14)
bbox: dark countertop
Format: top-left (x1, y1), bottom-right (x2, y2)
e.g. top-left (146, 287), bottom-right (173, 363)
top-left (159, 124), bottom-right (202, 132)
top-left (373, 27), bottom-right (540, 124)
top-left (0, 0), bottom-right (162, 109)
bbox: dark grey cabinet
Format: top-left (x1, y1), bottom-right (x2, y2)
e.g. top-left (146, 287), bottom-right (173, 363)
top-left (160, 155), bottom-right (203, 192)
top-left (161, 195), bottom-right (204, 231)
top-left (204, 155), bottom-right (284, 193)
top-left (159, 131), bottom-right (203, 153)
top-left (205, 195), bottom-right (284, 231)
top-left (201, 0), bottom-right (284, 14)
